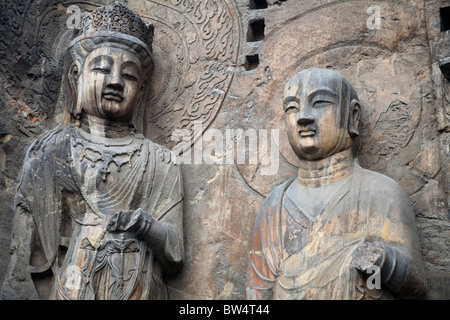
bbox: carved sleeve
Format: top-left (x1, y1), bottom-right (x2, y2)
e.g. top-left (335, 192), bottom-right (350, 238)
top-left (376, 179), bottom-right (428, 299)
top-left (144, 146), bottom-right (184, 275)
top-left (246, 195), bottom-right (283, 300)
top-left (0, 205), bottom-right (40, 300)
top-left (147, 182), bottom-right (184, 274)
top-left (1, 127), bottom-right (75, 299)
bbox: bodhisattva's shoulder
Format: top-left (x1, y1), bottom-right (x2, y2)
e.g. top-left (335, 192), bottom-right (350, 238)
top-left (26, 125), bottom-right (72, 159)
top-left (142, 136), bottom-right (178, 167)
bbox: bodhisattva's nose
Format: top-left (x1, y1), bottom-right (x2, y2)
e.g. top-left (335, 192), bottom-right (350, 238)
top-left (107, 63), bottom-right (124, 90)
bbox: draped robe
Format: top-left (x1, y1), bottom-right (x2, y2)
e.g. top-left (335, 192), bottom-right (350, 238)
top-left (246, 153), bottom-right (426, 300)
top-left (1, 124), bottom-right (184, 300)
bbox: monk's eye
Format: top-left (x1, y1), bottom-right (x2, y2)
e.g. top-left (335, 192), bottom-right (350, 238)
top-left (313, 100), bottom-right (333, 108)
top-left (285, 103), bottom-right (299, 112)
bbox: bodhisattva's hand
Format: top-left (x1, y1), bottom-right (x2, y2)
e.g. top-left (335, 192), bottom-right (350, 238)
top-left (351, 241), bottom-right (385, 275)
top-left (107, 208), bottom-right (153, 240)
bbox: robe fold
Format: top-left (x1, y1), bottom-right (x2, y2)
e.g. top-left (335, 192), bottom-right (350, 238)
top-left (246, 161), bottom-right (427, 300)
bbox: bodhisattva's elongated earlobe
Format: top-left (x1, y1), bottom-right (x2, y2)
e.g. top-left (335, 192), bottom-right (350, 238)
top-left (68, 61), bottom-right (82, 118)
top-left (138, 79), bottom-right (147, 104)
top-left (349, 99), bottom-right (361, 137)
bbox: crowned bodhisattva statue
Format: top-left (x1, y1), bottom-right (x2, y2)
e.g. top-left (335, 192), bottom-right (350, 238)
top-left (1, 2), bottom-right (184, 300)
top-left (246, 68), bottom-right (428, 300)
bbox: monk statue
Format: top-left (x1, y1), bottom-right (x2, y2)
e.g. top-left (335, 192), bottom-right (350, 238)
top-left (1, 2), bottom-right (184, 300)
top-left (245, 68), bottom-right (428, 300)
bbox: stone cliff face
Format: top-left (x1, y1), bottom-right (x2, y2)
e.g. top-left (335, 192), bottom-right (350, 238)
top-left (0, 0), bottom-right (448, 299)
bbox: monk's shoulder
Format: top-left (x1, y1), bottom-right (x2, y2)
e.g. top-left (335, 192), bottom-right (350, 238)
top-left (250, 179), bottom-right (294, 241)
top-left (359, 167), bottom-right (411, 209)
top-left (254, 178), bottom-right (294, 227)
top-left (361, 167), bottom-right (405, 192)
top-left (262, 179), bottom-right (293, 208)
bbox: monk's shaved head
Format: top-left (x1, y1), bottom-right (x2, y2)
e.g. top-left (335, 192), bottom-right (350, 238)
top-left (283, 68), bottom-right (361, 161)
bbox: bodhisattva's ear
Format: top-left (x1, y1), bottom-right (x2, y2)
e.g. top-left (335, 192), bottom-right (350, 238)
top-left (349, 99), bottom-right (361, 137)
top-left (137, 78), bottom-right (148, 106)
top-left (67, 61), bottom-right (82, 117)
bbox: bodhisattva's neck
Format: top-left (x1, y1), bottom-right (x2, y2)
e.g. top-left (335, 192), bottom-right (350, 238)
top-left (79, 112), bottom-right (134, 139)
top-left (297, 148), bottom-right (355, 188)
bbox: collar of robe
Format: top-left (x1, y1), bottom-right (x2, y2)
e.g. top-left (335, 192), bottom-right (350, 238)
top-left (296, 147), bottom-right (354, 188)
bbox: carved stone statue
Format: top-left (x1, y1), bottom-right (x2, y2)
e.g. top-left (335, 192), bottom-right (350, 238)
top-left (1, 2), bottom-right (184, 300)
top-left (246, 68), bottom-right (428, 300)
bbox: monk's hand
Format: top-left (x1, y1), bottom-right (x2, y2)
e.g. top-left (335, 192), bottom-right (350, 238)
top-left (351, 241), bottom-right (385, 275)
top-left (107, 208), bottom-right (153, 240)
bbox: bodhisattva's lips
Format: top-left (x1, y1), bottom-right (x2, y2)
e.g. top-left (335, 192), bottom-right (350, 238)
top-left (103, 91), bottom-right (124, 103)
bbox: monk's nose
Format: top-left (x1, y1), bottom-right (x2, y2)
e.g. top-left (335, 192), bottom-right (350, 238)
top-left (297, 108), bottom-right (314, 125)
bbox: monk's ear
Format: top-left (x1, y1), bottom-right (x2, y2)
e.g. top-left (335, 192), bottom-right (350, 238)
top-left (349, 99), bottom-right (361, 137)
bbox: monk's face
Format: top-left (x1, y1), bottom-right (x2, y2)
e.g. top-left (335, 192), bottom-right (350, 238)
top-left (283, 69), bottom-right (352, 161)
top-left (79, 46), bottom-right (143, 122)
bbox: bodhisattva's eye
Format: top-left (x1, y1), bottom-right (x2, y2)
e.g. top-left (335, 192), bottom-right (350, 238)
top-left (122, 73), bottom-right (138, 81)
top-left (92, 67), bottom-right (110, 74)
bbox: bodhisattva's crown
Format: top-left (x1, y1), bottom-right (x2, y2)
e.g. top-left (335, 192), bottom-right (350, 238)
top-left (77, 1), bottom-right (154, 52)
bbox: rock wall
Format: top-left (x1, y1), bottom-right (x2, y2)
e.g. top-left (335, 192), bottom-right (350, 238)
top-left (0, 0), bottom-right (448, 299)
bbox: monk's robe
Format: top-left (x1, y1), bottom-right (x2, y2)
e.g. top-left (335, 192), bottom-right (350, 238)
top-left (1, 123), bottom-right (184, 300)
top-left (246, 149), bottom-right (427, 300)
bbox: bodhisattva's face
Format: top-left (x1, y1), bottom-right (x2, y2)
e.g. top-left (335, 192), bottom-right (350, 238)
top-left (79, 46), bottom-right (143, 122)
top-left (283, 70), bottom-right (353, 161)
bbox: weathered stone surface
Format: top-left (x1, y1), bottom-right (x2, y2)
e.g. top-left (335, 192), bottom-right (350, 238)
top-left (0, 0), bottom-right (449, 299)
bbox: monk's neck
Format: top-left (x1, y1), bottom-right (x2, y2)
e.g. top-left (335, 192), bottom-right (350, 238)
top-left (297, 148), bottom-right (354, 188)
top-left (79, 112), bottom-right (134, 139)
